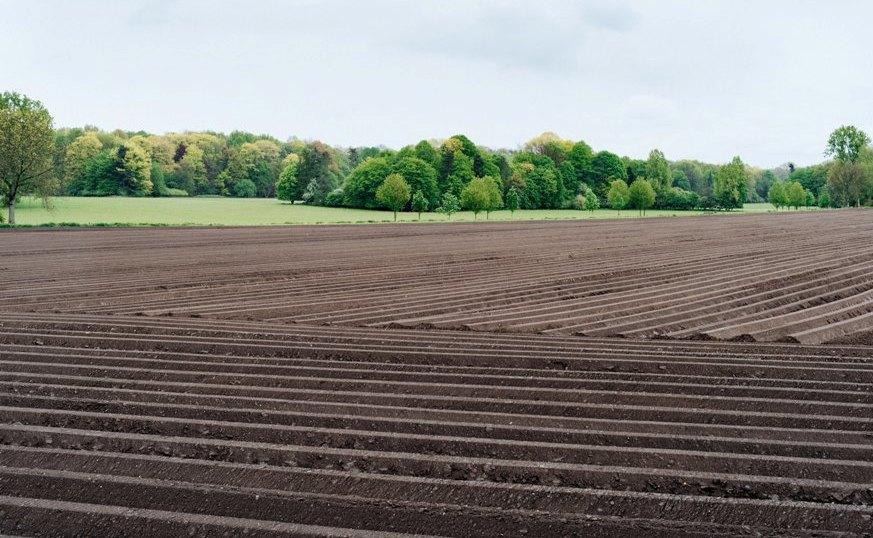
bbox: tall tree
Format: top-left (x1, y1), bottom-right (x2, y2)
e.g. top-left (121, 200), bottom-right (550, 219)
top-left (64, 132), bottom-right (103, 195)
top-left (825, 125), bottom-right (870, 164)
top-left (0, 92), bottom-right (55, 224)
top-left (645, 149), bottom-right (672, 193)
top-left (276, 153), bottom-right (301, 201)
top-left (590, 151), bottom-right (627, 195)
top-left (713, 156), bottom-right (748, 210)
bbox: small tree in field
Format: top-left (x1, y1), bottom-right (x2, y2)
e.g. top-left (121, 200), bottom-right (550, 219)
top-left (818, 188), bottom-right (831, 208)
top-left (505, 186), bottom-right (520, 215)
top-left (0, 92), bottom-right (55, 224)
top-left (767, 181), bottom-right (787, 210)
top-left (461, 176), bottom-right (502, 219)
top-left (375, 173), bottom-right (410, 221)
top-left (628, 178), bottom-right (655, 216)
top-left (438, 192), bottom-right (460, 220)
top-left (786, 181), bottom-right (807, 210)
top-left (583, 190), bottom-right (600, 215)
top-left (607, 179), bottom-right (629, 216)
top-left (411, 190), bottom-right (428, 220)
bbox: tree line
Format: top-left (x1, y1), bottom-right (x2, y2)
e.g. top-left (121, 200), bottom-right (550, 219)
top-left (1, 91), bottom-right (871, 224)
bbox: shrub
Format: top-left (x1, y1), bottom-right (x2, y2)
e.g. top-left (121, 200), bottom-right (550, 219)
top-left (232, 178), bottom-right (257, 198)
top-left (324, 188), bottom-right (345, 207)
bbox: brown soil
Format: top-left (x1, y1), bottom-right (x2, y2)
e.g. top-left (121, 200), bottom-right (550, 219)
top-left (0, 212), bottom-right (871, 535)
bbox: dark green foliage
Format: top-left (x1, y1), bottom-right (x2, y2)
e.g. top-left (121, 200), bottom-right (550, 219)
top-left (658, 187), bottom-right (699, 210)
top-left (590, 151), bottom-right (627, 194)
top-left (413, 141), bottom-right (440, 169)
top-left (568, 141), bottom-right (593, 187)
top-left (755, 170), bottom-right (776, 200)
top-left (391, 156), bottom-right (439, 209)
top-left (343, 156), bottom-right (392, 209)
top-left (624, 158), bottom-right (647, 183)
top-left (232, 177), bottom-right (257, 198)
top-left (297, 142), bottom-right (341, 205)
top-left (672, 169), bottom-right (691, 191)
top-left (789, 164), bottom-right (828, 197)
top-left (324, 187), bottom-right (345, 207)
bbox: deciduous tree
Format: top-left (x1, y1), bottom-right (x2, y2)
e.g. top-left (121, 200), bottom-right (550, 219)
top-left (376, 173), bottom-right (410, 221)
top-left (713, 156), bottom-right (747, 210)
top-left (606, 179), bottom-right (629, 216)
top-left (411, 190), bottom-right (428, 220)
top-left (628, 178), bottom-right (655, 216)
top-left (438, 192), bottom-right (460, 220)
top-left (0, 92), bottom-right (55, 224)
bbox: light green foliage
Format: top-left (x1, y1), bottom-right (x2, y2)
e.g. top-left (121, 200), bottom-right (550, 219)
top-left (115, 142), bottom-right (152, 196)
top-left (0, 92), bottom-right (55, 223)
top-left (645, 149), bottom-right (672, 192)
top-left (460, 176), bottom-right (502, 219)
top-left (173, 145), bottom-right (207, 195)
top-left (785, 181), bottom-right (807, 209)
top-left (713, 156), bottom-right (748, 209)
top-left (583, 191), bottom-right (600, 214)
top-left (818, 188), bottom-right (831, 208)
top-left (276, 153), bottom-right (301, 201)
top-left (411, 190), bottom-right (428, 219)
top-left (375, 173), bottom-right (411, 221)
top-left (505, 186), bottom-right (520, 214)
top-left (606, 179), bottom-right (629, 213)
top-left (64, 132), bottom-right (103, 194)
top-left (767, 181), bottom-right (787, 209)
top-left (523, 132), bottom-right (573, 165)
top-left (628, 179), bottom-right (655, 215)
top-left (12, 196), bottom-right (776, 226)
top-left (826, 125), bottom-right (870, 164)
top-left (440, 138), bottom-right (475, 197)
top-left (438, 192), bottom-right (461, 220)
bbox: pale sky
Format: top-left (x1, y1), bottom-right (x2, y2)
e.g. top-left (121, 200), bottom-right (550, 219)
top-left (3, 0), bottom-right (872, 167)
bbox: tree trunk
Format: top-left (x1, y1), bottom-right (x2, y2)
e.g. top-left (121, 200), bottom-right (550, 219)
top-left (7, 201), bottom-right (14, 225)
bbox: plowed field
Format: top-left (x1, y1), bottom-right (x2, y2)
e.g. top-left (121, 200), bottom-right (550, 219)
top-left (1, 211), bottom-right (871, 536)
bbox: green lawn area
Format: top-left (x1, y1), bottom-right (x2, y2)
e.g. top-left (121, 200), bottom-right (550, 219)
top-left (10, 197), bottom-right (783, 227)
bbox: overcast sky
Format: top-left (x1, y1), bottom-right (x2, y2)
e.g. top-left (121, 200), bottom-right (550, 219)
top-left (2, 1), bottom-right (872, 167)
